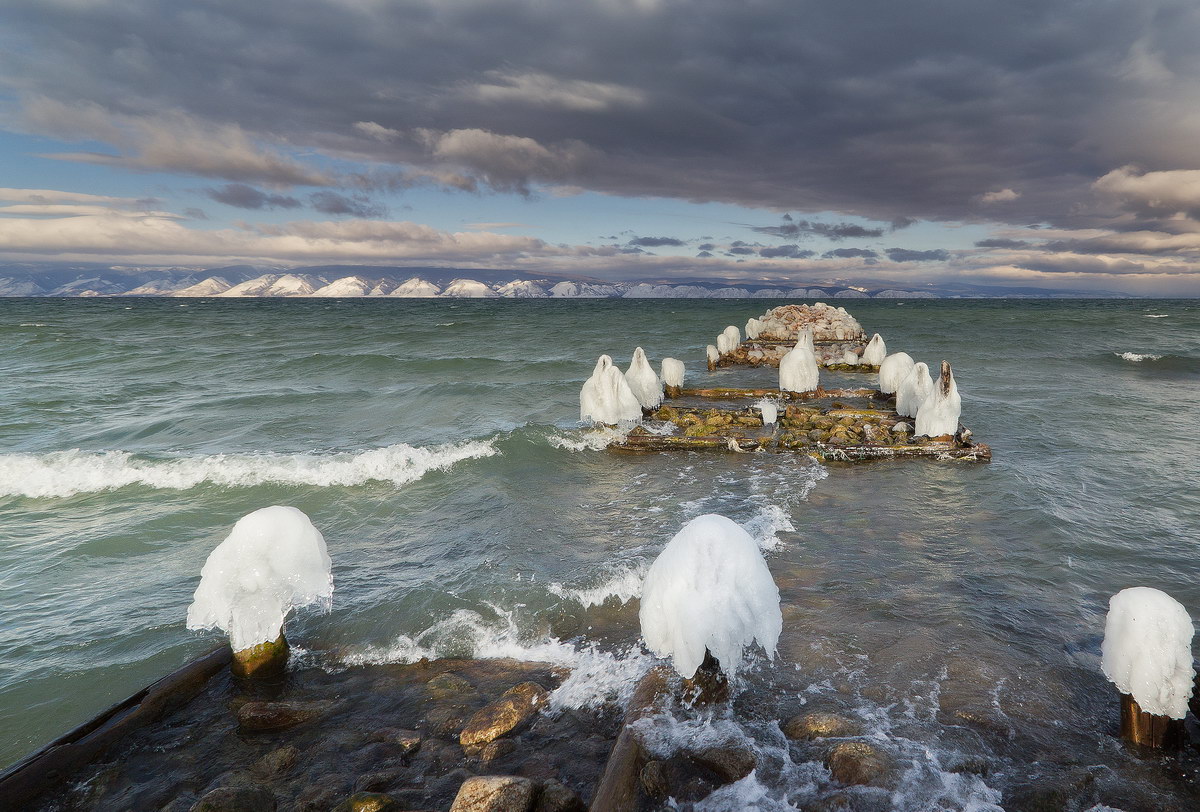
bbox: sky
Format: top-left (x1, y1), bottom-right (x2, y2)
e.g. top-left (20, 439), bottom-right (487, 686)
top-left (2, 0), bottom-right (1200, 295)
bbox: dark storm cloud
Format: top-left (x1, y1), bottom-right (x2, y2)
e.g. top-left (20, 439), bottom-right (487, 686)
top-left (974, 238), bottom-right (1031, 249)
top-left (759, 244), bottom-right (815, 259)
top-left (308, 191), bottom-right (387, 218)
top-left (885, 247), bottom-right (949, 262)
top-left (628, 236), bottom-right (686, 247)
top-left (206, 183), bottom-right (301, 210)
top-left (823, 248), bottom-right (878, 259)
top-left (5, 0), bottom-right (1198, 229)
top-left (753, 219), bottom-right (885, 241)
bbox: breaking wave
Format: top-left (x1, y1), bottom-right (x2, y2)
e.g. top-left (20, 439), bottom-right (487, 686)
top-left (549, 562), bottom-right (647, 608)
top-left (0, 439), bottom-right (498, 499)
top-left (1118, 351), bottom-right (1163, 362)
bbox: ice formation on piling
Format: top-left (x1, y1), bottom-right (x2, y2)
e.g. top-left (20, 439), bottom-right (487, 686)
top-left (745, 318), bottom-right (764, 340)
top-left (779, 345), bottom-right (819, 393)
top-left (795, 328), bottom-right (815, 354)
top-left (661, 357), bottom-right (685, 388)
top-left (716, 325), bottom-right (742, 354)
top-left (580, 355), bottom-right (643, 424)
top-left (862, 333), bottom-right (887, 366)
top-left (706, 345), bottom-right (720, 365)
top-left (639, 514), bottom-right (782, 678)
top-left (1101, 587), bottom-right (1195, 718)
top-left (915, 361), bottom-right (961, 437)
top-left (895, 361), bottom-right (933, 418)
top-left (755, 398), bottom-right (778, 425)
top-left (878, 352), bottom-right (916, 395)
top-left (624, 347), bottom-right (663, 409)
top-left (841, 349), bottom-right (859, 365)
top-left (186, 506), bottom-right (333, 651)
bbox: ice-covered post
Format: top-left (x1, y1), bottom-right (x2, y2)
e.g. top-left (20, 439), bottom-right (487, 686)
top-left (639, 514), bottom-right (782, 704)
top-left (1101, 587), bottom-right (1194, 748)
top-left (187, 506), bottom-right (333, 680)
top-left (661, 357), bottom-right (685, 399)
top-left (706, 344), bottom-right (719, 371)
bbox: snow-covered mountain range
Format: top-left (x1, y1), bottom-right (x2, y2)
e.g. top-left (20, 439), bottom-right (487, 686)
top-left (0, 269), bottom-right (938, 299)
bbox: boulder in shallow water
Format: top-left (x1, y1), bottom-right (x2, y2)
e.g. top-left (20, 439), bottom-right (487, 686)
top-left (782, 711), bottom-right (861, 740)
top-left (687, 744), bottom-right (757, 784)
top-left (825, 741), bottom-right (893, 787)
top-left (426, 672), bottom-right (475, 700)
top-left (236, 700), bottom-right (325, 733)
top-left (460, 682), bottom-right (550, 752)
top-left (533, 780), bottom-right (586, 812)
top-left (449, 775), bottom-right (536, 812)
top-left (252, 745), bottom-right (298, 778)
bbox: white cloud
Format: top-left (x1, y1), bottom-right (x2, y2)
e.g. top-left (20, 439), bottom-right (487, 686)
top-left (353, 121), bottom-right (402, 141)
top-left (0, 188), bottom-right (145, 206)
top-left (978, 188), bottom-right (1020, 203)
top-left (464, 70), bottom-right (647, 113)
top-left (1093, 165), bottom-right (1200, 214)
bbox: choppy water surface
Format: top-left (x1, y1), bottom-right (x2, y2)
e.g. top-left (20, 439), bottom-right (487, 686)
top-left (1, 298), bottom-right (1198, 809)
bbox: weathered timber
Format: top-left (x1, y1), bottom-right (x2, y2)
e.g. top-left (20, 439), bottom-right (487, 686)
top-left (611, 431), bottom-right (990, 461)
top-left (678, 386), bottom-right (887, 401)
top-left (231, 633), bottom-right (288, 681)
top-left (1120, 692), bottom-right (1185, 749)
top-left (0, 646), bottom-right (231, 808)
top-left (590, 666), bottom-right (673, 812)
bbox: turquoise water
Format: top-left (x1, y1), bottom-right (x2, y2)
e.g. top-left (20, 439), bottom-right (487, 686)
top-left (1, 298), bottom-right (1198, 808)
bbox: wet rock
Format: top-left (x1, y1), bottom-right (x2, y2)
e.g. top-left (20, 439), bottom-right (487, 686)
top-left (479, 738), bottom-right (517, 763)
top-left (331, 792), bottom-right (402, 812)
top-left (1005, 769), bottom-right (1096, 812)
top-left (807, 792), bottom-right (854, 811)
top-left (449, 775), bottom-right (537, 812)
top-left (190, 786), bottom-right (277, 812)
top-left (252, 745), bottom-right (298, 778)
top-left (162, 796), bottom-right (199, 812)
top-left (688, 745), bottom-right (756, 784)
top-left (825, 741), bottom-right (893, 787)
top-left (533, 780), bottom-right (586, 812)
top-left (236, 700), bottom-right (323, 732)
top-left (639, 760), bottom-right (669, 801)
top-left (426, 672), bottom-right (475, 700)
top-left (354, 771), bottom-right (403, 793)
top-left (368, 727), bottom-right (423, 756)
top-left (460, 682), bottom-right (550, 751)
top-left (427, 704), bottom-right (471, 738)
top-left (783, 711), bottom-right (861, 741)
top-left (295, 774), bottom-right (353, 812)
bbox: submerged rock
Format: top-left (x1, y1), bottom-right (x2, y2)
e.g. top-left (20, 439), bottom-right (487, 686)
top-left (533, 780), bottom-right (586, 812)
top-left (449, 775), bottom-right (537, 812)
top-left (190, 786), bottom-right (277, 812)
top-left (687, 744), bottom-right (756, 784)
top-left (783, 711), bottom-right (861, 740)
top-left (236, 700), bottom-right (324, 733)
top-left (426, 672), bottom-right (475, 700)
top-left (252, 745), bottom-right (298, 778)
top-left (460, 681), bottom-right (550, 752)
top-left (825, 741), bottom-right (893, 787)
top-left (639, 760), bottom-right (669, 801)
top-left (331, 792), bottom-right (402, 812)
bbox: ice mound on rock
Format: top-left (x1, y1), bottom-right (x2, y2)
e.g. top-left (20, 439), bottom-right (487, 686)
top-left (878, 352), bottom-right (915, 395)
top-left (187, 506), bottom-right (333, 651)
top-left (580, 355), bottom-right (643, 424)
top-left (896, 362), bottom-right (933, 418)
top-left (639, 515), bottom-right (782, 678)
top-left (779, 345), bottom-right (819, 393)
top-left (625, 347), bottom-right (663, 409)
top-left (716, 325), bottom-right (741, 354)
top-left (661, 358), bottom-right (685, 388)
top-left (862, 333), bottom-right (887, 365)
top-left (745, 318), bottom-right (765, 340)
top-left (915, 361), bottom-right (961, 437)
top-left (755, 398), bottom-right (778, 425)
top-left (1102, 587), bottom-right (1194, 718)
top-left (841, 349), bottom-right (859, 365)
top-left (707, 345), bottom-right (719, 365)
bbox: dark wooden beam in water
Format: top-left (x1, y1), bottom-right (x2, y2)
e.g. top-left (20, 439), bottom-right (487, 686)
top-left (677, 386), bottom-right (887, 401)
top-left (1120, 693), bottom-right (1185, 749)
top-left (0, 646), bottom-right (231, 807)
top-left (590, 666), bottom-right (673, 811)
top-left (611, 431), bottom-right (991, 462)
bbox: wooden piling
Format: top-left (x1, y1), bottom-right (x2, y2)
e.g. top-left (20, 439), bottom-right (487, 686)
top-left (1119, 693), bottom-right (1184, 749)
top-left (231, 633), bottom-right (289, 681)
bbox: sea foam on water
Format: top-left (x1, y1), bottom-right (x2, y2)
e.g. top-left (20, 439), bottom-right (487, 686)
top-left (186, 506), bottom-right (333, 651)
top-left (1101, 587), bottom-right (1194, 718)
top-left (580, 355), bottom-right (643, 424)
top-left (625, 347), bottom-right (663, 408)
top-left (639, 514), bottom-right (782, 678)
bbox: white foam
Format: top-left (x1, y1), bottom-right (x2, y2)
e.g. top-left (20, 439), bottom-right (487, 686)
top-left (741, 504), bottom-right (795, 552)
top-left (341, 607), bottom-right (653, 711)
top-left (0, 440), bottom-right (498, 499)
top-left (548, 425), bottom-right (630, 452)
top-left (549, 562), bottom-right (647, 608)
top-left (1144, 314), bottom-right (1169, 318)
top-left (1118, 351), bottom-right (1162, 362)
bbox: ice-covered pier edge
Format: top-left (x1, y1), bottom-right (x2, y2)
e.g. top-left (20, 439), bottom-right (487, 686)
top-left (1101, 587), bottom-right (1195, 748)
top-left (187, 506), bottom-right (333, 679)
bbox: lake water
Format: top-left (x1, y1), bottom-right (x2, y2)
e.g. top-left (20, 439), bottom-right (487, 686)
top-left (1, 297), bottom-right (1198, 809)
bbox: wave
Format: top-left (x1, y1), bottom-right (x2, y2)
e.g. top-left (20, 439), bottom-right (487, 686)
top-left (1144, 314), bottom-right (1170, 318)
top-left (0, 439), bottom-right (497, 499)
top-left (1118, 351), bottom-right (1163, 362)
top-left (340, 607), bottom-right (653, 711)
top-left (549, 562), bottom-right (647, 608)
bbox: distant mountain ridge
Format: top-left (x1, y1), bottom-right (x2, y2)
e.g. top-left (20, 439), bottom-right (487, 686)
top-left (0, 264), bottom-right (1132, 298)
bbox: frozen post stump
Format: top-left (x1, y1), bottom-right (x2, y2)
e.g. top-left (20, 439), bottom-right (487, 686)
top-left (187, 506), bottom-right (333, 682)
top-left (1101, 587), bottom-right (1194, 749)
